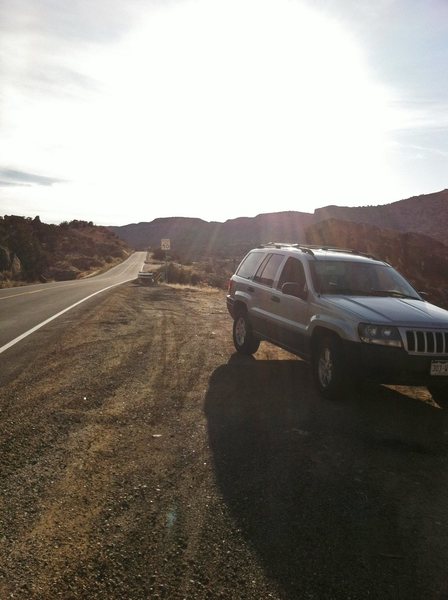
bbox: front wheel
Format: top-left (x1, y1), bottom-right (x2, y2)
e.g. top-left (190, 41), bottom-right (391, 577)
top-left (312, 335), bottom-right (346, 399)
top-left (233, 313), bottom-right (260, 355)
top-left (427, 383), bottom-right (448, 406)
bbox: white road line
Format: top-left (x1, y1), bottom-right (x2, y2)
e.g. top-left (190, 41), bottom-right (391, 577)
top-left (0, 289), bottom-right (45, 300)
top-left (0, 281), bottom-right (88, 301)
top-left (0, 277), bottom-right (136, 355)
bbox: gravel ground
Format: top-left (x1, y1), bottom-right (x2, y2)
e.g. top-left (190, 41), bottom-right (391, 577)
top-left (1, 282), bottom-right (448, 599)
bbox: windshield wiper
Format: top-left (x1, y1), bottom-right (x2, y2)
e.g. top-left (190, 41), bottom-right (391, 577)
top-left (370, 290), bottom-right (421, 300)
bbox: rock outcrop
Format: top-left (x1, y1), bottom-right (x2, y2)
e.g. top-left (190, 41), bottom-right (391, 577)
top-left (0, 216), bottom-right (130, 285)
top-left (314, 189), bottom-right (448, 245)
top-left (306, 219), bottom-right (448, 309)
top-left (0, 245), bottom-right (22, 278)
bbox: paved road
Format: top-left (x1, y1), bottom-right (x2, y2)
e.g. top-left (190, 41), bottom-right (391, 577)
top-left (0, 252), bottom-right (146, 354)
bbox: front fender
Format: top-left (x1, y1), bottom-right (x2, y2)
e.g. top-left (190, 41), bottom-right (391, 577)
top-left (308, 313), bottom-right (359, 342)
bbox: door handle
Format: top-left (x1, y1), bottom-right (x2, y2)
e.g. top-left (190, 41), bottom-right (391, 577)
top-left (247, 286), bottom-right (255, 293)
top-left (271, 296), bottom-right (280, 303)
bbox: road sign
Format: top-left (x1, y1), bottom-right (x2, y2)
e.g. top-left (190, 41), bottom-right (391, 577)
top-left (161, 239), bottom-right (170, 251)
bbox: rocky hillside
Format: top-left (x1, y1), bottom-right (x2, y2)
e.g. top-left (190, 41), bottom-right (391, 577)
top-left (109, 212), bottom-right (313, 259)
top-left (0, 216), bottom-right (130, 286)
top-left (314, 189), bottom-right (448, 244)
top-left (110, 189), bottom-right (448, 256)
top-left (306, 219), bottom-right (448, 309)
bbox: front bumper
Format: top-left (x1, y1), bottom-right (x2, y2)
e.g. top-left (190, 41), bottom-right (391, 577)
top-left (344, 340), bottom-right (448, 386)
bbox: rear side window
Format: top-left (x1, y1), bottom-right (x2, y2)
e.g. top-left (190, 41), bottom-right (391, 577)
top-left (236, 252), bottom-right (265, 279)
top-left (254, 253), bottom-right (285, 287)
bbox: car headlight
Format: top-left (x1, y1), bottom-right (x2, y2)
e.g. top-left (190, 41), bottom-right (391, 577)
top-left (358, 323), bottom-right (402, 347)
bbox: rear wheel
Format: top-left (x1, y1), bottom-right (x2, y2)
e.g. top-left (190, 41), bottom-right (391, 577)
top-left (312, 335), bottom-right (346, 399)
top-left (233, 313), bottom-right (260, 355)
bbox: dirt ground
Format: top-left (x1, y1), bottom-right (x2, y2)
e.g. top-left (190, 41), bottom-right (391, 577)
top-left (1, 282), bottom-right (448, 599)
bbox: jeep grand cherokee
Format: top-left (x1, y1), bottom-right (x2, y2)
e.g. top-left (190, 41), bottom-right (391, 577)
top-left (226, 243), bottom-right (448, 401)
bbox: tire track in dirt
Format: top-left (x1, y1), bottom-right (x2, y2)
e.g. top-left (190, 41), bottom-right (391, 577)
top-left (2, 283), bottom-right (448, 599)
top-left (0, 284), bottom-right (271, 599)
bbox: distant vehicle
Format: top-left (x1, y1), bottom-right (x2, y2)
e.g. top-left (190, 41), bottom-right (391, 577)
top-left (226, 243), bottom-right (448, 402)
top-left (138, 271), bottom-right (157, 286)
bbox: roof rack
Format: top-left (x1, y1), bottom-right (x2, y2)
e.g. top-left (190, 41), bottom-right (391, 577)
top-left (319, 247), bottom-right (380, 261)
top-left (259, 242), bottom-right (315, 256)
top-left (257, 242), bottom-right (380, 261)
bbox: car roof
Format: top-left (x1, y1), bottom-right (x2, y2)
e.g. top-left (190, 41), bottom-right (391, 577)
top-left (311, 249), bottom-right (384, 263)
top-left (253, 244), bottom-right (386, 264)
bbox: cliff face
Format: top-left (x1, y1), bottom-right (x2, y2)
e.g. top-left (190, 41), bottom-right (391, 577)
top-left (0, 246), bottom-right (22, 278)
top-left (306, 219), bottom-right (448, 309)
top-left (314, 189), bottom-right (448, 244)
top-left (111, 189), bottom-right (448, 256)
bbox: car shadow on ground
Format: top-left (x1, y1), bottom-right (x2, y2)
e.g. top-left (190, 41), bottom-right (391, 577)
top-left (204, 354), bottom-right (448, 599)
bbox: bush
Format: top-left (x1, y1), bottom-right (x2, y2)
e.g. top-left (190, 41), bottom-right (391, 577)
top-left (154, 256), bottom-right (234, 289)
top-left (151, 248), bottom-right (166, 261)
top-left (71, 257), bottom-right (102, 270)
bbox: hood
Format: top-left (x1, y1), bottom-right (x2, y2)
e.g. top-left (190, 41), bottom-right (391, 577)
top-left (324, 295), bottom-right (448, 327)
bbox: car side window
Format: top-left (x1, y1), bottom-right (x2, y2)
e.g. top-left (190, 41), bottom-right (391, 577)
top-left (236, 252), bottom-right (265, 279)
top-left (253, 253), bottom-right (285, 287)
top-left (277, 257), bottom-right (306, 289)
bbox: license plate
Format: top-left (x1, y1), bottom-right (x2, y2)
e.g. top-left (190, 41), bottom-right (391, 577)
top-left (430, 361), bottom-right (448, 376)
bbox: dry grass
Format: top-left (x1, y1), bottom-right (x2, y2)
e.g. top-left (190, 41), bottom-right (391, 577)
top-left (164, 282), bottom-right (222, 294)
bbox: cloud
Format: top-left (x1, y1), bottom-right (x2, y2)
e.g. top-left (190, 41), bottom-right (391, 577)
top-left (316, 1), bottom-right (448, 94)
top-left (0, 3), bottom-right (111, 103)
top-left (1, 0), bottom-right (446, 226)
top-left (0, 181), bottom-right (30, 187)
top-left (0, 168), bottom-right (65, 187)
top-left (0, 0), bottom-right (132, 43)
top-left (20, 65), bottom-right (101, 100)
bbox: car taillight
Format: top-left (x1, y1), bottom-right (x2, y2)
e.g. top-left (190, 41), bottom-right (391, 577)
top-left (228, 279), bottom-right (235, 294)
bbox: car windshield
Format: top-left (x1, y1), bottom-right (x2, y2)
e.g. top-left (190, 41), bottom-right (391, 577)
top-left (310, 259), bottom-right (421, 299)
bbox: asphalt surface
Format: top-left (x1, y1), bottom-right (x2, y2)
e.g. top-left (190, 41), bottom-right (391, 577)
top-left (0, 252), bottom-right (146, 353)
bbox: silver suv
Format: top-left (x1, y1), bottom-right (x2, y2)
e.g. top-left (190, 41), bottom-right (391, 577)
top-left (226, 243), bottom-right (448, 401)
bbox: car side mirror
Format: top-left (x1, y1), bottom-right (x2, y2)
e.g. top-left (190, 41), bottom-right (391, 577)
top-left (281, 282), bottom-right (307, 300)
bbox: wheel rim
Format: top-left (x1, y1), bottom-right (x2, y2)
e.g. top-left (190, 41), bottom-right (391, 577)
top-left (318, 346), bottom-right (333, 388)
top-left (235, 317), bottom-right (247, 346)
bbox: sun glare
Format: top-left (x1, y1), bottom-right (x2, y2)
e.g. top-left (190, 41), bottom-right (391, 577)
top-left (3, 0), bottom-right (402, 223)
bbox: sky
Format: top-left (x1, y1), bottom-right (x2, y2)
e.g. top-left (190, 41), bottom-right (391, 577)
top-left (0, 0), bottom-right (447, 226)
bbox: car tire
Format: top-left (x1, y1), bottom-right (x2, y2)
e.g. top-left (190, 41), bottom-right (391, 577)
top-left (427, 383), bottom-right (448, 406)
top-left (233, 313), bottom-right (260, 355)
top-left (312, 335), bottom-right (346, 399)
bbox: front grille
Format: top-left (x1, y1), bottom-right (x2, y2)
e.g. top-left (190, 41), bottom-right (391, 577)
top-left (404, 329), bottom-right (448, 355)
